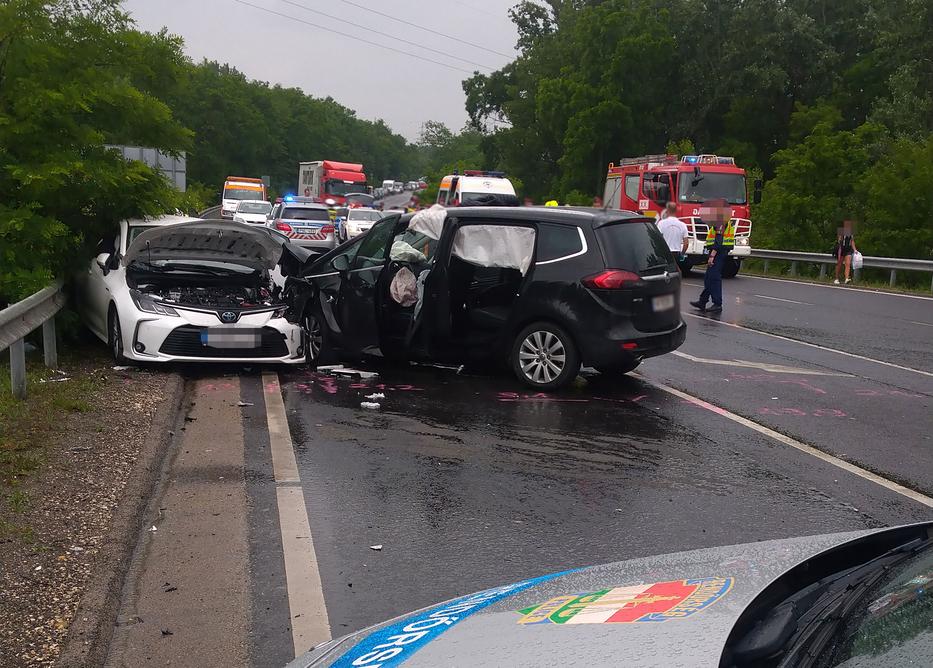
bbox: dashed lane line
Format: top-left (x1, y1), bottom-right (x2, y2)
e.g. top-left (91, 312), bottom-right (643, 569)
top-left (682, 312), bottom-right (933, 378)
top-left (263, 372), bottom-right (331, 658)
top-left (638, 376), bottom-right (933, 509)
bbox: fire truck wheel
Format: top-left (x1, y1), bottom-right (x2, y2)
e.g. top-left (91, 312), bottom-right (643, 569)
top-left (722, 258), bottom-right (742, 279)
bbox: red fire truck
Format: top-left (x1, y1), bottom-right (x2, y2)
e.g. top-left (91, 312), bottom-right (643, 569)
top-left (297, 160), bottom-right (368, 206)
top-left (603, 154), bottom-right (762, 277)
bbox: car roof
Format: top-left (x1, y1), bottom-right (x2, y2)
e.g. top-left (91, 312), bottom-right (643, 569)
top-left (405, 206), bottom-right (648, 228)
top-left (283, 201), bottom-right (328, 210)
top-left (237, 199), bottom-right (271, 205)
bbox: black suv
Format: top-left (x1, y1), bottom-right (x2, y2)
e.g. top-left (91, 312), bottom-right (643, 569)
top-left (286, 206), bottom-right (686, 390)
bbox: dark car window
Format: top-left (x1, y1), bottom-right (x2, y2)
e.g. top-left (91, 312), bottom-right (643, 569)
top-left (596, 221), bottom-right (674, 272)
top-left (283, 207), bottom-right (330, 221)
top-left (536, 223), bottom-right (583, 263)
top-left (353, 217), bottom-right (396, 270)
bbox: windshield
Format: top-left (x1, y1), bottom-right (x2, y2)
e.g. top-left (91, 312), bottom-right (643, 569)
top-left (325, 180), bottom-right (367, 196)
top-left (236, 201), bottom-right (271, 214)
top-left (347, 210), bottom-right (383, 222)
top-left (823, 544), bottom-right (933, 667)
top-left (345, 194), bottom-right (375, 207)
top-left (677, 172), bottom-right (747, 204)
top-left (223, 187), bottom-right (264, 201)
top-left (127, 225), bottom-right (158, 245)
top-left (282, 207), bottom-right (330, 221)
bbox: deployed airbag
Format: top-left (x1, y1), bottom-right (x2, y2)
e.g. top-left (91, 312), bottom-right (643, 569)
top-left (389, 267), bottom-right (418, 307)
top-left (451, 225), bottom-right (536, 275)
top-left (408, 204), bottom-right (447, 240)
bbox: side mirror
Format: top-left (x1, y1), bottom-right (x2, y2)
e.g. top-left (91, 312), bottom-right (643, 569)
top-left (331, 254), bottom-right (351, 273)
top-left (96, 252), bottom-right (111, 274)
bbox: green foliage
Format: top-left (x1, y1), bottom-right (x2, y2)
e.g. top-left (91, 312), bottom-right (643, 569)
top-left (415, 121), bottom-right (487, 204)
top-left (0, 0), bottom-right (190, 303)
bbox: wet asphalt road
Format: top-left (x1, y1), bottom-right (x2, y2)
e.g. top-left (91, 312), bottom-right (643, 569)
top-left (271, 276), bottom-right (933, 647)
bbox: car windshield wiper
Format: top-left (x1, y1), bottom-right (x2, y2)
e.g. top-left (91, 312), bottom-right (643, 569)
top-left (732, 536), bottom-right (931, 667)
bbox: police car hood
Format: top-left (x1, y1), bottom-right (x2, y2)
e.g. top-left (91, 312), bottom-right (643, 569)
top-left (290, 528), bottom-right (883, 668)
top-left (125, 220), bottom-right (284, 272)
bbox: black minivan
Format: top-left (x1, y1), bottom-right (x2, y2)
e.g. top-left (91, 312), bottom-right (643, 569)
top-left (285, 206), bottom-right (686, 390)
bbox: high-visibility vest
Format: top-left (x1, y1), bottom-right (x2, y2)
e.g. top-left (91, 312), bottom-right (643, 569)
top-left (705, 219), bottom-right (736, 248)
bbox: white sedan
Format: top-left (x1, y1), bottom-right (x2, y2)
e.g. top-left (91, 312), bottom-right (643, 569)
top-left (337, 207), bottom-right (384, 242)
top-left (75, 215), bottom-right (305, 364)
top-left (232, 199), bottom-right (273, 225)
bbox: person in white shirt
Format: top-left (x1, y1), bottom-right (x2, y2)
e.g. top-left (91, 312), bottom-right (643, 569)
top-left (657, 202), bottom-right (689, 258)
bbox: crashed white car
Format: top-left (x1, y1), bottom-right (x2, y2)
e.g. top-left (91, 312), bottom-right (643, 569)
top-left (232, 199), bottom-right (273, 225)
top-left (76, 215), bottom-right (306, 364)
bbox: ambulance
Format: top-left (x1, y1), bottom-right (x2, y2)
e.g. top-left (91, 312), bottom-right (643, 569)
top-left (436, 170), bottom-right (517, 206)
top-left (221, 176), bottom-right (267, 219)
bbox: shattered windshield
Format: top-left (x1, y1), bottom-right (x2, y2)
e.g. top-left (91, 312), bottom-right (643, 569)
top-left (677, 172), bottom-right (747, 204)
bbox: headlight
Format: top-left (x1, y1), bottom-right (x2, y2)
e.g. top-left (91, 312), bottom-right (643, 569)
top-left (325, 198), bottom-right (336, 206)
top-left (736, 237), bottom-right (749, 246)
top-left (131, 291), bottom-right (179, 316)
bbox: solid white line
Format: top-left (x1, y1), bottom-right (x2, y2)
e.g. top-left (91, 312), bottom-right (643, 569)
top-left (263, 372), bottom-right (331, 658)
top-left (683, 312), bottom-right (933, 378)
top-left (754, 294), bottom-right (813, 306)
top-left (733, 273), bottom-right (933, 301)
top-left (639, 377), bottom-right (933, 508)
top-left (671, 350), bottom-right (850, 376)
top-left (909, 320), bottom-right (933, 328)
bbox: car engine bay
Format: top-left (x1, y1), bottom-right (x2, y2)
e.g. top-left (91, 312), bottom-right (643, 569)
top-left (138, 284), bottom-right (279, 309)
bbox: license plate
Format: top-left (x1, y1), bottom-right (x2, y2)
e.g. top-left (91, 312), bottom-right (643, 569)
top-left (652, 294), bottom-right (675, 312)
top-left (296, 226), bottom-right (321, 235)
top-left (200, 327), bottom-right (260, 349)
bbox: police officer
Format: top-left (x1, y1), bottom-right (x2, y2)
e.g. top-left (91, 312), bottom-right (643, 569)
top-left (690, 199), bottom-right (734, 313)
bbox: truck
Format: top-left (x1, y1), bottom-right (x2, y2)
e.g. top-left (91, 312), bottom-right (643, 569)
top-left (297, 161), bottom-right (368, 206)
top-left (221, 176), bottom-right (267, 218)
top-left (603, 154), bottom-right (762, 277)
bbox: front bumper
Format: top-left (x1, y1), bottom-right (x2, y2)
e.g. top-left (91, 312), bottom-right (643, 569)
top-left (119, 307), bottom-right (305, 364)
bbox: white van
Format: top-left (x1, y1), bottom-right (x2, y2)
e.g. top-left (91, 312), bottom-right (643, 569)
top-left (436, 171), bottom-right (516, 206)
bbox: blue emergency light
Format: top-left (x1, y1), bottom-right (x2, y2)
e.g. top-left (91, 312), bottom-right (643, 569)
top-left (284, 194), bottom-right (295, 202)
top-left (683, 156), bottom-right (699, 164)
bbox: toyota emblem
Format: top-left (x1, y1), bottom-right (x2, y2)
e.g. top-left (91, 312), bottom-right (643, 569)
top-left (220, 311), bottom-right (237, 323)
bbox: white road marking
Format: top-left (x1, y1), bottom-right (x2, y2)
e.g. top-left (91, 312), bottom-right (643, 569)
top-left (909, 320), bottom-right (933, 328)
top-left (639, 377), bottom-right (933, 509)
top-left (754, 294), bottom-right (813, 306)
top-left (263, 372), bottom-right (331, 657)
top-left (683, 312), bottom-right (933, 378)
top-left (671, 351), bottom-right (851, 376)
top-left (725, 273), bottom-right (933, 301)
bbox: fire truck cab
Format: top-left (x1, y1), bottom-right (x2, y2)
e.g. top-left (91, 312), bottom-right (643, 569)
top-left (603, 154), bottom-right (762, 277)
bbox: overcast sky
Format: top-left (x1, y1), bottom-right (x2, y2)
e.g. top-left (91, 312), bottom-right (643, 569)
top-left (122, 0), bottom-right (519, 141)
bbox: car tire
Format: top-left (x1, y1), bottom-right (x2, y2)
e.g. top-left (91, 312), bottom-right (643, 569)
top-left (722, 258), bottom-right (741, 279)
top-left (303, 308), bottom-right (328, 367)
top-left (108, 306), bottom-right (128, 364)
top-left (596, 359), bottom-right (641, 375)
top-left (510, 322), bottom-right (580, 391)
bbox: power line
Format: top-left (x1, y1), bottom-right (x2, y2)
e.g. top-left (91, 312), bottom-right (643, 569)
top-left (278, 0), bottom-right (495, 71)
top-left (229, 0), bottom-right (475, 75)
top-left (338, 0), bottom-right (513, 59)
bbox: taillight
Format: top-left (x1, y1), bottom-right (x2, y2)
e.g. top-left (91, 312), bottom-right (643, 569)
top-left (275, 221), bottom-right (292, 232)
top-left (582, 269), bottom-right (641, 289)
top-left (321, 224), bottom-right (335, 234)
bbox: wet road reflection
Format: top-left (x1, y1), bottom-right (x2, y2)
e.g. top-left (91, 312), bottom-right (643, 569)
top-left (278, 363), bottom-right (902, 635)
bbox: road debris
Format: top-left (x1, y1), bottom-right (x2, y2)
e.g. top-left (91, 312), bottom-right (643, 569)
top-left (236, 401), bottom-right (254, 407)
top-left (360, 402), bottom-right (381, 410)
top-left (364, 393), bottom-right (385, 400)
top-left (369, 545), bottom-right (383, 551)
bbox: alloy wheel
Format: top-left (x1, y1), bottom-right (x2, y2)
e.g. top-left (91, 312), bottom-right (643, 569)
top-left (305, 313), bottom-right (323, 362)
top-left (518, 330), bottom-right (566, 385)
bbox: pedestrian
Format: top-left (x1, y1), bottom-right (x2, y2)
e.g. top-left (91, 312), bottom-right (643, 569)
top-left (690, 199), bottom-right (734, 313)
top-left (592, 195), bottom-right (604, 208)
top-left (657, 201), bottom-right (689, 264)
top-left (523, 197), bottom-right (535, 207)
top-left (833, 221), bottom-right (858, 285)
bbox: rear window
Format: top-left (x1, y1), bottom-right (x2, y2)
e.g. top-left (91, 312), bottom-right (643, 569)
top-left (536, 223), bottom-right (583, 262)
top-left (595, 221), bottom-right (674, 272)
top-left (282, 207), bottom-right (330, 221)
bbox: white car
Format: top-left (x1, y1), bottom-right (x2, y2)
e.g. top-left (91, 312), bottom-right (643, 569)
top-left (76, 215), bottom-right (305, 365)
top-left (232, 199), bottom-right (272, 225)
top-left (338, 207), bottom-right (384, 241)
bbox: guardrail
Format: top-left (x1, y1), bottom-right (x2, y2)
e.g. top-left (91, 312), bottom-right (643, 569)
top-left (750, 249), bottom-right (933, 292)
top-left (0, 281), bottom-right (66, 399)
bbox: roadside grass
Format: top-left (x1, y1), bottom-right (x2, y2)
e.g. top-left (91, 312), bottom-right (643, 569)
top-left (739, 259), bottom-right (933, 296)
top-left (0, 353), bottom-right (105, 514)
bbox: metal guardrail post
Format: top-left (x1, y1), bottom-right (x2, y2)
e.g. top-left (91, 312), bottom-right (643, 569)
top-left (789, 261), bottom-right (798, 277)
top-left (819, 264), bottom-right (826, 279)
top-left (763, 260), bottom-right (770, 273)
top-left (10, 339), bottom-right (26, 400)
top-left (889, 270), bottom-right (897, 287)
top-left (43, 317), bottom-right (58, 369)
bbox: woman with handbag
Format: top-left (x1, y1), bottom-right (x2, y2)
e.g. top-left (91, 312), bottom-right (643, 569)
top-left (834, 221), bottom-right (858, 284)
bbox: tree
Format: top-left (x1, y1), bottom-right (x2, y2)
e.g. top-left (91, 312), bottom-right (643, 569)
top-left (0, 0), bottom-right (190, 303)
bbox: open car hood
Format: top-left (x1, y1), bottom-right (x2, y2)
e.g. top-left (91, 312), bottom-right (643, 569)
top-left (125, 220), bottom-right (284, 271)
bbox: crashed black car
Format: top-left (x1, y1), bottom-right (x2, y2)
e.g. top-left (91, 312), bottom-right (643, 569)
top-left (285, 205), bottom-right (686, 390)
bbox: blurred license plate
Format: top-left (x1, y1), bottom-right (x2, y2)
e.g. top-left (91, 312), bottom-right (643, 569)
top-left (296, 225), bottom-right (321, 235)
top-left (652, 294), bottom-right (675, 312)
top-left (200, 327), bottom-right (260, 349)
